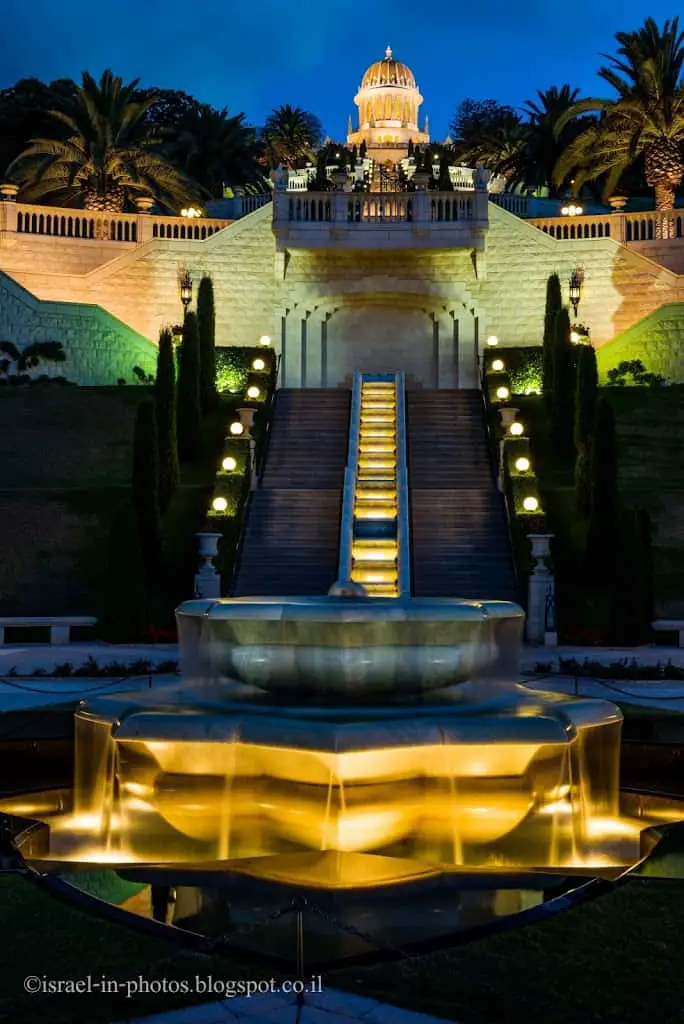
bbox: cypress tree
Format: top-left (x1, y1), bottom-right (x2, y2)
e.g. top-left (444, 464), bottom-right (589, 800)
top-left (542, 273), bottom-right (562, 404)
top-left (586, 397), bottom-right (619, 584)
top-left (101, 501), bottom-right (147, 642)
top-left (573, 345), bottom-right (598, 516)
top-left (438, 152), bottom-right (454, 191)
top-left (551, 306), bottom-right (575, 454)
top-left (314, 149), bottom-right (329, 190)
top-left (177, 311), bottom-right (202, 462)
top-left (197, 276), bottom-right (216, 414)
top-left (408, 138), bottom-right (414, 157)
top-left (155, 327), bottom-right (179, 512)
top-left (132, 400), bottom-right (162, 577)
top-left (359, 139), bottom-right (367, 160)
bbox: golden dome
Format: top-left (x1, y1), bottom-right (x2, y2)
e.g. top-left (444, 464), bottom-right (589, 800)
top-left (361, 46), bottom-right (416, 89)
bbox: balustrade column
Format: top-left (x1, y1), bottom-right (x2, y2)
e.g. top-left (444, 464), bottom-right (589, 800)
top-left (436, 312), bottom-right (458, 388)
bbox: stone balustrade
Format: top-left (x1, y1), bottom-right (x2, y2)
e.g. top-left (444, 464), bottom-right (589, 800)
top-left (272, 189), bottom-right (488, 252)
top-left (0, 200), bottom-right (232, 245)
top-left (528, 209), bottom-right (684, 243)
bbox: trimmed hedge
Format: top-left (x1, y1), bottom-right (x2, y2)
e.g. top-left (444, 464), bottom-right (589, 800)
top-left (485, 347), bottom-right (543, 396)
top-left (215, 346), bottom-right (275, 394)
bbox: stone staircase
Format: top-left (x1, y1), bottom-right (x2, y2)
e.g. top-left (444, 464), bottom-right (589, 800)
top-left (407, 390), bottom-right (518, 601)
top-left (232, 389), bottom-right (350, 596)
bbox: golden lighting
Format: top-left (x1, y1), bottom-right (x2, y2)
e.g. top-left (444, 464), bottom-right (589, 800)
top-left (522, 496), bottom-right (539, 512)
top-left (252, 358), bottom-right (266, 371)
top-left (496, 386), bottom-right (510, 401)
top-left (509, 422), bottom-right (524, 437)
top-left (229, 422), bottom-right (244, 436)
top-left (247, 386), bottom-right (261, 399)
top-left (515, 457), bottom-right (531, 472)
top-left (486, 335), bottom-right (498, 346)
top-left (492, 359), bottom-right (504, 372)
top-left (259, 335), bottom-right (272, 346)
top-left (222, 456), bottom-right (237, 472)
top-left (561, 204), bottom-right (583, 216)
top-left (212, 496), bottom-right (228, 512)
top-left (570, 330), bottom-right (580, 344)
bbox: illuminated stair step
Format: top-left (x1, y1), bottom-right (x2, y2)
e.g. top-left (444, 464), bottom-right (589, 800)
top-left (363, 584), bottom-right (399, 597)
top-left (352, 540), bottom-right (398, 557)
top-left (361, 429), bottom-right (395, 439)
top-left (360, 415), bottom-right (394, 424)
top-left (354, 505), bottom-right (397, 519)
top-left (351, 569), bottom-right (398, 585)
top-left (354, 491), bottom-right (397, 502)
top-left (361, 403), bottom-right (396, 413)
top-left (358, 460), bottom-right (396, 471)
top-left (359, 444), bottom-right (396, 455)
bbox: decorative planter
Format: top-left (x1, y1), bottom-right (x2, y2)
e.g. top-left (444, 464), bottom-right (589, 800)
top-left (608, 195), bottom-right (628, 212)
top-left (527, 533), bottom-right (554, 570)
top-left (0, 183), bottom-right (19, 201)
top-left (499, 407), bottom-right (520, 430)
top-left (330, 170), bottom-right (349, 191)
top-left (412, 170), bottom-right (431, 191)
top-left (237, 407), bottom-right (256, 432)
top-left (134, 196), bottom-right (154, 213)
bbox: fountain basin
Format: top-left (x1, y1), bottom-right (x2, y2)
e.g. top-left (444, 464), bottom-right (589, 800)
top-left (176, 596), bottom-right (525, 696)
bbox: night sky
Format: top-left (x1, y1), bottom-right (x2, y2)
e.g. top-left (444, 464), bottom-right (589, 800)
top-left (1, 1), bottom-right (678, 138)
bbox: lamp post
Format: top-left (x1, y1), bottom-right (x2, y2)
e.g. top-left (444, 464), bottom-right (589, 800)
top-left (569, 269), bottom-right (583, 320)
top-left (179, 269), bottom-right (193, 313)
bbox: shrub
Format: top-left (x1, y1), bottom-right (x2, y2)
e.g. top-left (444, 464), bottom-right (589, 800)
top-left (177, 312), bottom-right (201, 462)
top-left (611, 507), bottom-right (654, 644)
top-left (586, 397), bottom-right (619, 584)
top-left (508, 349), bottom-right (543, 395)
top-left (155, 327), bottom-right (179, 512)
top-left (197, 276), bottom-right (217, 414)
top-left (215, 347), bottom-right (274, 394)
top-left (574, 345), bottom-right (598, 516)
top-left (606, 359), bottom-right (666, 388)
top-left (551, 307), bottom-right (575, 454)
top-left (542, 273), bottom-right (562, 403)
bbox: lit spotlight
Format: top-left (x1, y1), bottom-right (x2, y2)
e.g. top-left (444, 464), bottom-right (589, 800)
top-left (486, 335), bottom-right (498, 346)
top-left (496, 386), bottom-right (510, 400)
top-left (515, 457), bottom-right (531, 472)
top-left (252, 358), bottom-right (266, 371)
top-left (222, 456), bottom-right (237, 472)
top-left (509, 422), bottom-right (524, 437)
top-left (523, 496), bottom-right (539, 512)
top-left (212, 496), bottom-right (228, 512)
top-left (247, 386), bottom-right (261, 399)
top-left (492, 359), bottom-right (504, 372)
top-left (229, 422), bottom-right (244, 436)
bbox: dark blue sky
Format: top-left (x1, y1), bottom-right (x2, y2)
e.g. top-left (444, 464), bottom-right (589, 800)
top-left (1, 1), bottom-right (676, 139)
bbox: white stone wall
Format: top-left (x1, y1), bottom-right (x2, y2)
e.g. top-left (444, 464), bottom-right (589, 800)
top-left (2, 200), bottom-right (684, 385)
top-left (0, 271), bottom-right (157, 385)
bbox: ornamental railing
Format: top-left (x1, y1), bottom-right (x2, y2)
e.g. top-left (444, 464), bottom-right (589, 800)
top-left (528, 210), bottom-right (684, 242)
top-left (0, 201), bottom-right (232, 244)
top-left (274, 190), bottom-right (486, 226)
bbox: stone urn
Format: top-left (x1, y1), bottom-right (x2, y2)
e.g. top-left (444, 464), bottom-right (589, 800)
top-left (0, 183), bottom-right (19, 201)
top-left (330, 169), bottom-right (349, 191)
top-left (499, 407), bottom-right (520, 431)
top-left (134, 196), bottom-right (155, 213)
top-left (237, 407), bottom-right (256, 433)
top-left (412, 170), bottom-right (432, 191)
top-left (608, 195), bottom-right (628, 212)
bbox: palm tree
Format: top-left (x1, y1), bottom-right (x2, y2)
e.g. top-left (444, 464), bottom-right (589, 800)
top-left (553, 17), bottom-right (684, 212)
top-left (167, 104), bottom-right (266, 199)
top-left (261, 104), bottom-right (323, 169)
top-left (522, 85), bottom-right (588, 197)
top-left (7, 70), bottom-right (199, 212)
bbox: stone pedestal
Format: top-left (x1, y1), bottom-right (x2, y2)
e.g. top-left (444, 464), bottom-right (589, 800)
top-left (194, 532), bottom-right (222, 599)
top-left (526, 534), bottom-right (557, 646)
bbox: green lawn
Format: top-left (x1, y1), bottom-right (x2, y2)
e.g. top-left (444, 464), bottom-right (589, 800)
top-left (2, 870), bottom-right (684, 1024)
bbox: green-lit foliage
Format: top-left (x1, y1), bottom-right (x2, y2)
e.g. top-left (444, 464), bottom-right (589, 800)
top-left (100, 500), bottom-right (146, 642)
top-left (215, 346), bottom-right (274, 394)
top-left (208, 473), bottom-right (248, 519)
top-left (542, 273), bottom-right (562, 403)
top-left (509, 349), bottom-right (543, 395)
top-left (177, 312), bottom-right (201, 462)
top-left (510, 475), bottom-right (543, 517)
top-left (154, 327), bottom-right (179, 512)
top-left (132, 400), bottom-right (162, 577)
top-left (197, 275), bottom-right (216, 414)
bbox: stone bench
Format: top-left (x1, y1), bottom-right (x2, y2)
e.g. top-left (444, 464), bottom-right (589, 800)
top-left (652, 620), bottom-right (684, 648)
top-left (0, 616), bottom-right (97, 645)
